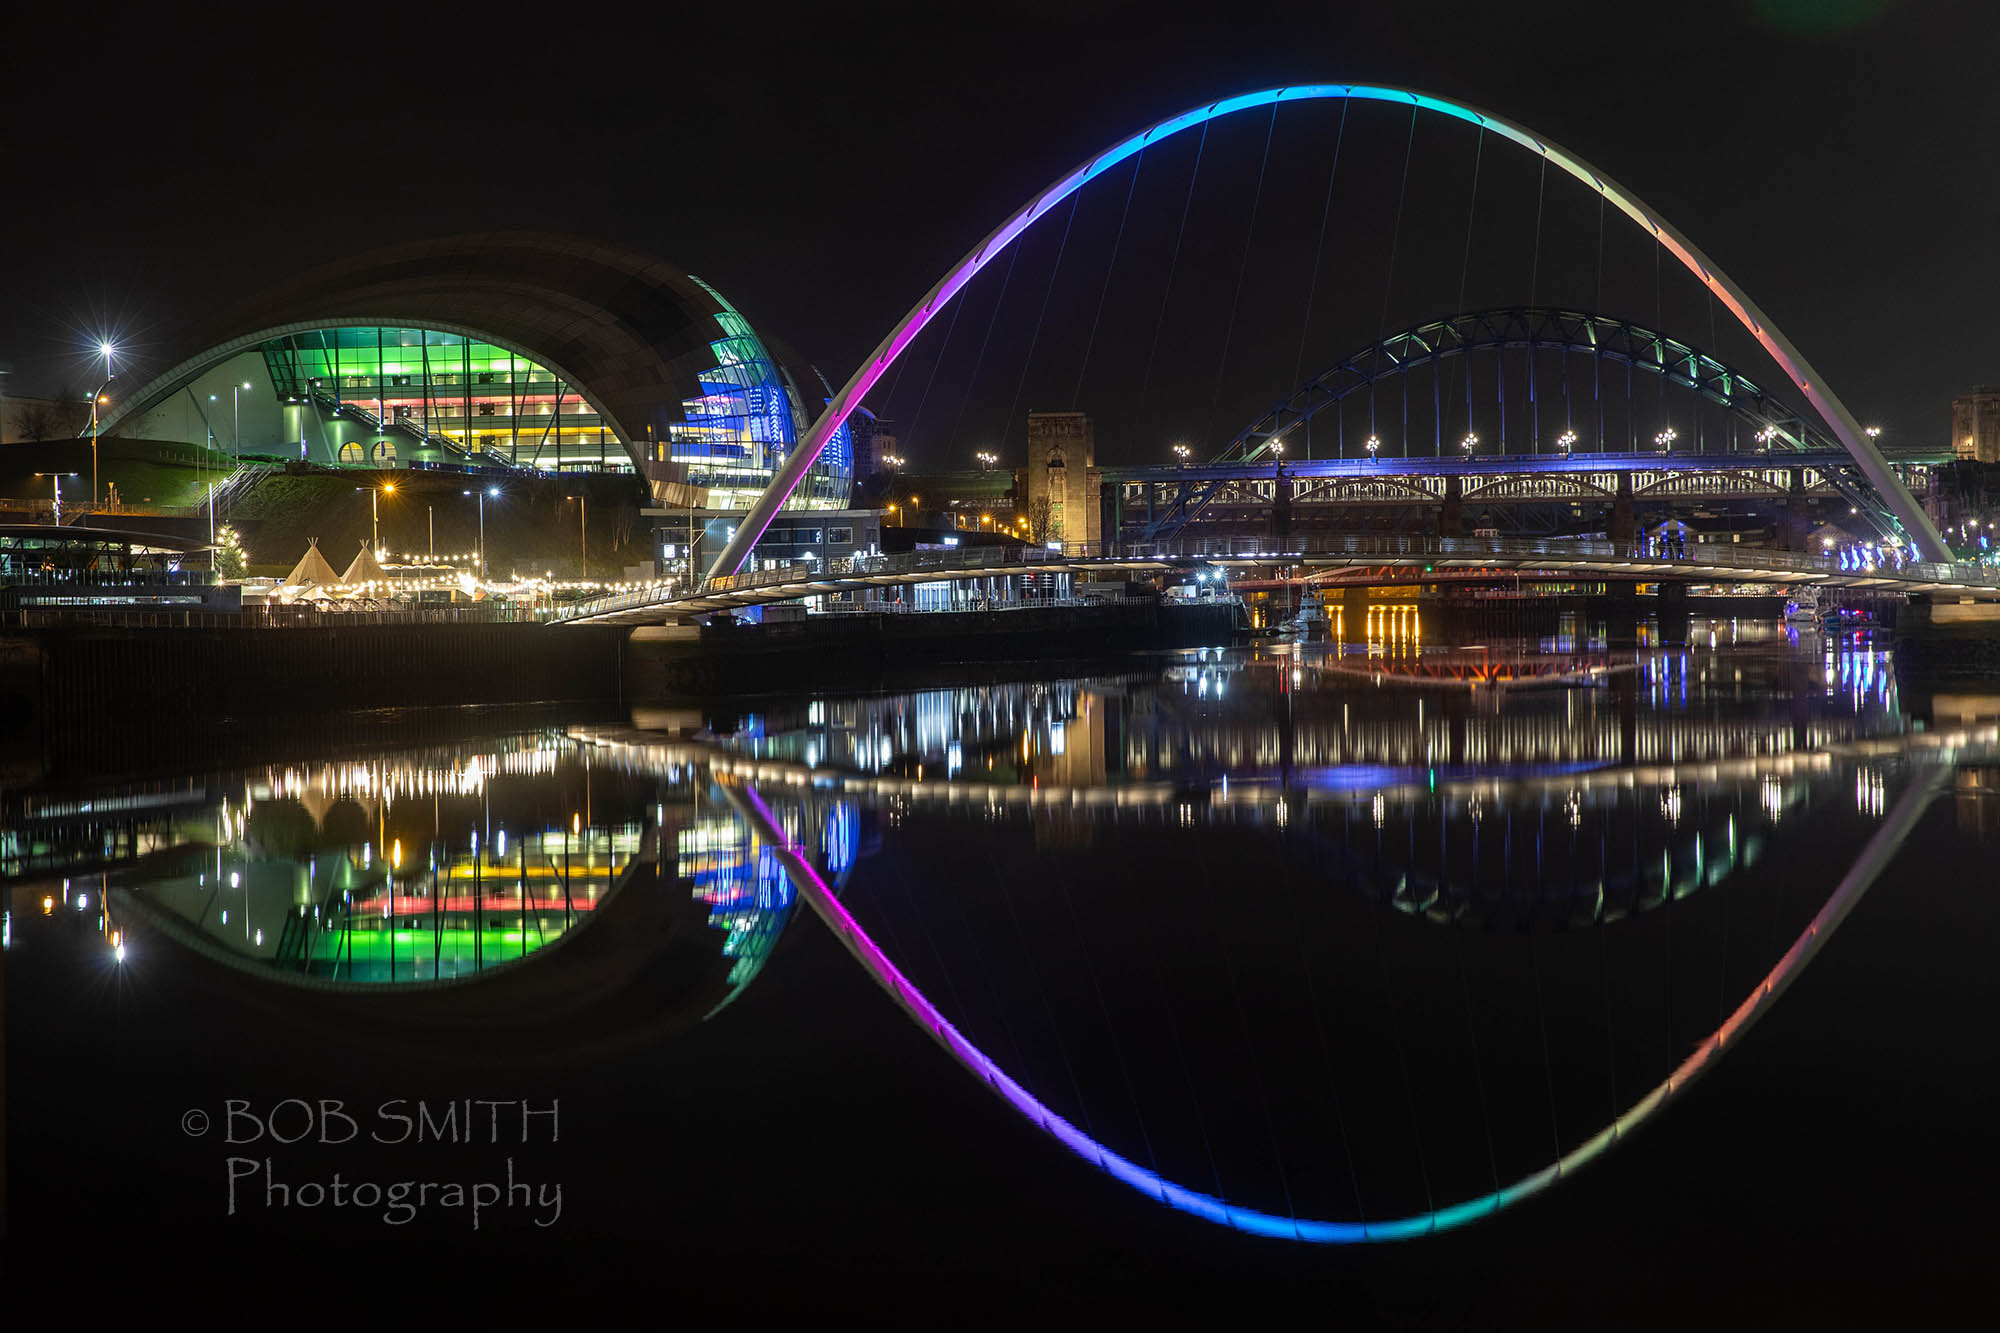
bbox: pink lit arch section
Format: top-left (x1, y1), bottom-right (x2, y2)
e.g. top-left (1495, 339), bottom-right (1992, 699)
top-left (726, 767), bottom-right (1944, 1242)
top-left (710, 84), bottom-right (1943, 578)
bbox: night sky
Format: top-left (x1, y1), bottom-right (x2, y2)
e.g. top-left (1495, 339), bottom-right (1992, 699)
top-left (3, 1), bottom-right (1995, 461)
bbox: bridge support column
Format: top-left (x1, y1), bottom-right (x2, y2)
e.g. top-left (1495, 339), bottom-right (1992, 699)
top-left (1438, 475), bottom-right (1464, 538)
top-left (1607, 472), bottom-right (1635, 549)
top-left (1782, 467), bottom-right (1811, 553)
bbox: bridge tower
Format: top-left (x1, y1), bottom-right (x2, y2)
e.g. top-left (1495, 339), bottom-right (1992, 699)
top-left (1026, 411), bottom-right (1102, 548)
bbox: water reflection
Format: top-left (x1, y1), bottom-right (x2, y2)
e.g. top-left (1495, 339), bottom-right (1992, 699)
top-left (7, 628), bottom-right (1998, 1242)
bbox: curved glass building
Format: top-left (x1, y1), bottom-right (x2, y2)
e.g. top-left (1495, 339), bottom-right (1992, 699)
top-left (97, 234), bottom-right (851, 511)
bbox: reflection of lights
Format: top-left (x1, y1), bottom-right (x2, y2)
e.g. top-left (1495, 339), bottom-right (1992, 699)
top-left (1762, 776), bottom-right (1784, 823)
top-left (1660, 785), bottom-right (1682, 826)
top-left (1371, 792), bottom-right (1386, 829)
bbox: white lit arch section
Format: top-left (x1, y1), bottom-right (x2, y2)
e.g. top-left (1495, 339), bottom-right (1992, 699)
top-left (712, 84), bottom-right (1945, 576)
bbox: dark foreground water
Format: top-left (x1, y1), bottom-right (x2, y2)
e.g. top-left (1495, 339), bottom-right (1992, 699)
top-left (6, 621), bottom-right (1999, 1323)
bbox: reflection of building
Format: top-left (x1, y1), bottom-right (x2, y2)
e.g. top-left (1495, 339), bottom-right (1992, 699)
top-left (1026, 411), bottom-right (1102, 548)
top-left (1952, 387), bottom-right (2000, 462)
top-left (1956, 767), bottom-right (2000, 837)
top-left (93, 235), bottom-right (851, 508)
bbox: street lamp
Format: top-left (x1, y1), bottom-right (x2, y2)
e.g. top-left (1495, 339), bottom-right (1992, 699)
top-left (89, 341), bottom-right (115, 506)
top-left (1654, 426), bottom-right (1677, 453)
top-left (1864, 425), bottom-right (1883, 440)
top-left (1365, 435), bottom-right (1381, 460)
top-left (87, 380), bottom-right (113, 506)
top-left (233, 380), bottom-right (252, 461)
top-left (886, 502), bottom-right (899, 526)
top-left (1556, 430), bottom-right (1578, 456)
top-left (1754, 426), bottom-right (1776, 453)
top-left (463, 487), bottom-right (499, 577)
top-left (33, 472), bottom-right (77, 527)
top-left (358, 481), bottom-right (395, 552)
top-left (1172, 443), bottom-right (1192, 464)
top-left (975, 450), bottom-right (997, 470)
top-left (1460, 432), bottom-right (1479, 456)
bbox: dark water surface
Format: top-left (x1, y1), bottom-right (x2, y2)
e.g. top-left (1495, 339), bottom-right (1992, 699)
top-left (7, 622), bottom-right (1998, 1323)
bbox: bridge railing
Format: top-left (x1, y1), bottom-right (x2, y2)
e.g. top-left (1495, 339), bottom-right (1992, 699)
top-left (555, 532), bottom-right (2000, 622)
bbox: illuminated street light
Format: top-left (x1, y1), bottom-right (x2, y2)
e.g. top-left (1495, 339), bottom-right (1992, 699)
top-left (33, 471), bottom-right (77, 527)
top-left (1172, 443), bottom-right (1192, 464)
top-left (1556, 430), bottom-right (1578, 455)
top-left (1365, 435), bottom-right (1381, 459)
top-left (1654, 426), bottom-right (1678, 452)
top-left (1864, 425), bottom-right (1883, 439)
top-left (463, 486), bottom-right (500, 577)
top-left (1754, 426), bottom-right (1777, 452)
top-left (1460, 432), bottom-right (1479, 456)
top-left (974, 450), bottom-right (998, 470)
top-left (230, 380), bottom-right (254, 463)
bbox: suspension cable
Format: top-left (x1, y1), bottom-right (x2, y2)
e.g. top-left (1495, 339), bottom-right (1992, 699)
top-left (1138, 121), bottom-right (1212, 445)
top-left (1071, 149), bottom-right (1147, 409)
top-left (1202, 104), bottom-right (1281, 447)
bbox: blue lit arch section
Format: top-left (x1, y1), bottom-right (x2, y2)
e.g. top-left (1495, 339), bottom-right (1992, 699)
top-left (680, 796), bottom-right (859, 1018)
top-left (672, 278), bottom-right (853, 510)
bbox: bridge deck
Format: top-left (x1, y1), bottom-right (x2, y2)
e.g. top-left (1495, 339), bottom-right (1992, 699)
top-left (553, 536), bottom-right (2000, 627)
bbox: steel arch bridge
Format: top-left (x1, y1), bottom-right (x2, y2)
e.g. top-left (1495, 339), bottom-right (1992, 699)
top-left (711, 83), bottom-right (1948, 576)
top-left (1214, 305), bottom-right (1842, 464)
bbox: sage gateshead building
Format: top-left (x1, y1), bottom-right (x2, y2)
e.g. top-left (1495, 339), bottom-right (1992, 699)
top-left (96, 233), bottom-right (853, 510)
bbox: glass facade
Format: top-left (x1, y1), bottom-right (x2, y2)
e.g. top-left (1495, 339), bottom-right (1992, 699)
top-left (261, 326), bottom-right (627, 473)
top-left (665, 278), bottom-right (853, 510)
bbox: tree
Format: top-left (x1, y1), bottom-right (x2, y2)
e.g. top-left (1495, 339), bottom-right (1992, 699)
top-left (214, 525), bottom-right (247, 580)
top-left (1026, 496), bottom-right (1052, 544)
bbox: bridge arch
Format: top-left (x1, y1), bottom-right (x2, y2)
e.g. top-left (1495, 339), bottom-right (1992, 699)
top-left (1216, 306), bottom-right (1840, 464)
top-left (713, 85), bottom-right (1945, 575)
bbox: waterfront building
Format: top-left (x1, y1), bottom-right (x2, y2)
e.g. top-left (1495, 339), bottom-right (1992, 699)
top-left (90, 235), bottom-right (852, 511)
top-left (1952, 386), bottom-right (2000, 463)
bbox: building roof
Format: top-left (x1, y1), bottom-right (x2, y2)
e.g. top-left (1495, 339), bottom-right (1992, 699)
top-left (97, 233), bottom-right (769, 471)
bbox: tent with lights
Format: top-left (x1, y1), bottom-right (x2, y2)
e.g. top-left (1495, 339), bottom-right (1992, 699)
top-left (280, 539), bottom-right (342, 591)
top-left (340, 542), bottom-right (389, 589)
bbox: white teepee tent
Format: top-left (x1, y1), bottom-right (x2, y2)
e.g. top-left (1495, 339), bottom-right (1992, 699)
top-left (340, 542), bottom-right (388, 589)
top-left (282, 539), bottom-right (342, 590)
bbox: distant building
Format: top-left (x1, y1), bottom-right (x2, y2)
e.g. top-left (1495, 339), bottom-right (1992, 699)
top-left (1025, 411), bottom-right (1102, 548)
top-left (848, 408), bottom-right (897, 480)
top-left (1952, 386), bottom-right (2000, 463)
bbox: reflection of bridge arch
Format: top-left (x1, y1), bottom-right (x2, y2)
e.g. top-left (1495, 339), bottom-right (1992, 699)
top-left (714, 84), bottom-right (1945, 577)
top-left (729, 759), bottom-right (1947, 1243)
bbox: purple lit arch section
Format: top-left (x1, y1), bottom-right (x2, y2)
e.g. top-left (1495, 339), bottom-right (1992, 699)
top-left (726, 768), bottom-right (1943, 1242)
top-left (710, 84), bottom-right (1943, 578)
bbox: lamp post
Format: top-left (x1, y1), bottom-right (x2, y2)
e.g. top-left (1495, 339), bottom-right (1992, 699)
top-left (975, 450), bottom-right (997, 470)
top-left (1461, 432), bottom-right (1479, 457)
top-left (358, 481), bottom-right (395, 551)
top-left (34, 472), bottom-right (76, 527)
top-left (1365, 435), bottom-right (1381, 461)
top-left (1172, 443), bottom-right (1191, 465)
top-left (231, 380), bottom-right (253, 461)
top-left (89, 342), bottom-right (115, 506)
top-left (464, 486), bottom-right (498, 578)
top-left (1654, 426), bottom-right (1677, 454)
top-left (1557, 430), bottom-right (1578, 457)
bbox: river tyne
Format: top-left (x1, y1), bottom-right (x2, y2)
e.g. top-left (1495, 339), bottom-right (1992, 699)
top-left (7, 618), bottom-right (1998, 1323)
